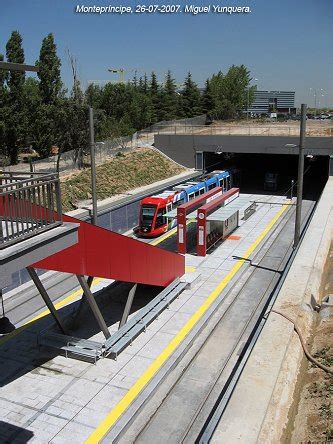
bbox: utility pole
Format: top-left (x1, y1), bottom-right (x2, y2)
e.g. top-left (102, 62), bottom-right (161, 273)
top-left (246, 78), bottom-right (258, 121)
top-left (89, 107), bottom-right (98, 226)
top-left (293, 103), bottom-right (307, 248)
top-left (247, 87), bottom-right (250, 121)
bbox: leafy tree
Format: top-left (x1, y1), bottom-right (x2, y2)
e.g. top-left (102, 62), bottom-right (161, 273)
top-left (1, 28), bottom-right (258, 168)
top-left (5, 31), bottom-right (26, 164)
top-left (209, 65), bottom-right (252, 119)
top-left (129, 93), bottom-right (153, 129)
top-left (23, 77), bottom-right (41, 146)
top-left (181, 72), bottom-right (202, 117)
top-left (85, 83), bottom-right (102, 108)
top-left (37, 33), bottom-right (62, 104)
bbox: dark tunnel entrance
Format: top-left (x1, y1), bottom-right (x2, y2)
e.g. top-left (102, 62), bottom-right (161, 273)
top-left (202, 152), bottom-right (330, 200)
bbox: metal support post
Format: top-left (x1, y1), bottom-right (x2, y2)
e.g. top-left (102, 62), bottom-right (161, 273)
top-left (247, 87), bottom-right (249, 120)
top-left (290, 179), bottom-right (295, 200)
top-left (27, 267), bottom-right (66, 333)
top-left (76, 275), bottom-right (111, 339)
top-left (86, 276), bottom-right (94, 288)
top-left (293, 103), bottom-right (307, 248)
top-left (119, 284), bottom-right (137, 329)
top-left (87, 107), bottom-right (98, 294)
top-left (89, 107), bottom-right (98, 226)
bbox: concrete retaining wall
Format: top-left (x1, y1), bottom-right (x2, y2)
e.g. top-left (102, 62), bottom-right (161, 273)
top-left (212, 177), bottom-right (333, 443)
top-left (155, 134), bottom-right (333, 168)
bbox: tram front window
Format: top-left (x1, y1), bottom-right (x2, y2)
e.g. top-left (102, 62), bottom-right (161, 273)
top-left (141, 205), bottom-right (156, 228)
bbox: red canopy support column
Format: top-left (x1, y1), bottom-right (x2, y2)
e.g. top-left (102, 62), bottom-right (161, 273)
top-left (197, 208), bottom-right (207, 256)
top-left (176, 187), bottom-right (223, 255)
top-left (196, 187), bottom-right (240, 257)
top-left (177, 207), bottom-right (187, 254)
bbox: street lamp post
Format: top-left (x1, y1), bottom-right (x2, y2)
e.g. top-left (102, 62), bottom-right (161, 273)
top-left (310, 88), bottom-right (324, 116)
top-left (285, 103), bottom-right (307, 248)
top-left (294, 103), bottom-right (307, 247)
top-left (247, 78), bottom-right (258, 121)
top-left (89, 107), bottom-right (98, 226)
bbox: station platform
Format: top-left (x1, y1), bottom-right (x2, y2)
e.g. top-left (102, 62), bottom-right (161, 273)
top-left (0, 193), bottom-right (308, 443)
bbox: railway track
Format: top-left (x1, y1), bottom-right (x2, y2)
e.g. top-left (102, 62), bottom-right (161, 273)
top-left (116, 199), bottom-right (315, 444)
top-left (197, 199), bottom-right (316, 443)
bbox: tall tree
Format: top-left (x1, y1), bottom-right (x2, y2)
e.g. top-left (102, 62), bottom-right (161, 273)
top-left (68, 49), bottom-right (83, 104)
top-left (85, 83), bottom-right (102, 108)
top-left (142, 73), bottom-right (148, 94)
top-left (5, 31), bottom-right (26, 164)
top-left (181, 72), bottom-right (202, 117)
top-left (0, 53), bottom-right (8, 155)
top-left (132, 71), bottom-right (138, 89)
top-left (209, 65), bottom-right (252, 119)
top-left (201, 79), bottom-right (214, 115)
top-left (149, 72), bottom-right (164, 123)
top-left (37, 33), bottom-right (62, 104)
top-left (23, 77), bottom-right (41, 148)
top-left (162, 70), bottom-right (178, 121)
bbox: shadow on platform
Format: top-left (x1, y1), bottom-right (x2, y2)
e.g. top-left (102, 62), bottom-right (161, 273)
top-left (0, 421), bottom-right (34, 443)
top-left (0, 281), bottom-right (161, 387)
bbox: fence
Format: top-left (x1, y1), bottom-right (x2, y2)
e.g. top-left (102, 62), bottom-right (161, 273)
top-left (15, 133), bottom-right (136, 176)
top-left (0, 171), bottom-right (62, 249)
top-left (138, 124), bottom-right (333, 137)
top-left (2, 115), bottom-right (207, 176)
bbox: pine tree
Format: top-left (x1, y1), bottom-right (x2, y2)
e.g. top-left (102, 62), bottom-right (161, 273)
top-left (201, 79), bottom-right (214, 115)
top-left (132, 71), bottom-right (138, 89)
top-left (143, 73), bottom-right (148, 94)
top-left (149, 72), bottom-right (163, 123)
top-left (5, 31), bottom-right (26, 164)
top-left (37, 33), bottom-right (62, 104)
top-left (162, 70), bottom-right (178, 121)
top-left (0, 54), bottom-right (8, 155)
top-left (138, 77), bottom-right (144, 93)
top-left (181, 72), bottom-right (202, 117)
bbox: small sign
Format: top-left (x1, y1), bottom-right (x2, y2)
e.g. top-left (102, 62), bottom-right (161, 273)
top-left (178, 224), bottom-right (184, 243)
top-left (198, 226), bottom-right (204, 245)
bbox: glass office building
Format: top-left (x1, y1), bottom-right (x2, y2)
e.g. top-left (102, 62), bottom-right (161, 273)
top-left (247, 90), bottom-right (296, 115)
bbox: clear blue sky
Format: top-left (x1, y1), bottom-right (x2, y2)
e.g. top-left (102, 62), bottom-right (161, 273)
top-left (1, 0), bottom-right (332, 107)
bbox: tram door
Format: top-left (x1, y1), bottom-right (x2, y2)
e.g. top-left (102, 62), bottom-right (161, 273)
top-left (166, 203), bottom-right (173, 230)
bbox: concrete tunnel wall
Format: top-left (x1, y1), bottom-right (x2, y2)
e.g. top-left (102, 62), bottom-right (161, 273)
top-left (154, 134), bottom-right (333, 168)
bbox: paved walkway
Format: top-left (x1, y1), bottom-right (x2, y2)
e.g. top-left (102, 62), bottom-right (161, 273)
top-left (0, 193), bottom-right (292, 443)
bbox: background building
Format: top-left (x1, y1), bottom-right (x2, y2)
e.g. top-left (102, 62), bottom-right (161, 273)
top-left (247, 90), bottom-right (296, 115)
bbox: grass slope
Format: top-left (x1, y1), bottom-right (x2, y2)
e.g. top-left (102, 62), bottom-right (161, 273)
top-left (61, 148), bottom-right (185, 212)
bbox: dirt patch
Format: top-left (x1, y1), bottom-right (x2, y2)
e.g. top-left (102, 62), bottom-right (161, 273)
top-left (290, 244), bottom-right (333, 443)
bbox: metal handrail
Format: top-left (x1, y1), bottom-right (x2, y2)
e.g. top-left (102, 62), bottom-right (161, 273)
top-left (0, 171), bottom-right (63, 249)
